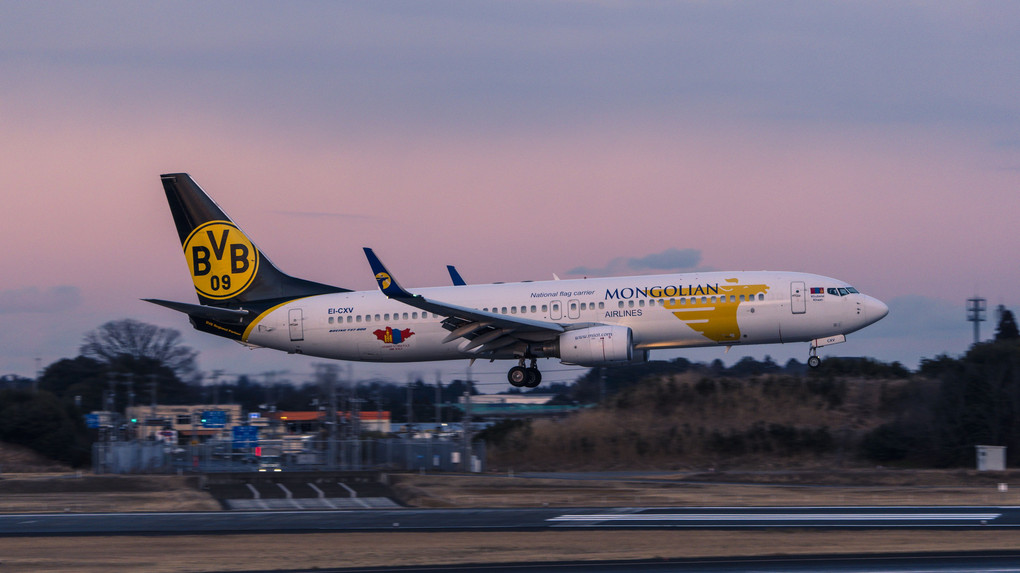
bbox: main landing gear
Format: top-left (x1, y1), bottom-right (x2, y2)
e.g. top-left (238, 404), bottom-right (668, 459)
top-left (508, 358), bottom-right (542, 388)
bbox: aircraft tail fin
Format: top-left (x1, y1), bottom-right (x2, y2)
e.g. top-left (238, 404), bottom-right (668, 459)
top-left (159, 173), bottom-right (348, 306)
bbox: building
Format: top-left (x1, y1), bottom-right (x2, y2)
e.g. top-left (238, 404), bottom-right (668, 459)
top-left (272, 411), bottom-right (392, 435)
top-left (124, 404), bottom-right (245, 444)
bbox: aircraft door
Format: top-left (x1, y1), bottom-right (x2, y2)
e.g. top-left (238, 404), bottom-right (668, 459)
top-left (791, 281), bottom-right (806, 314)
top-left (288, 308), bottom-right (304, 341)
top-left (550, 300), bottom-right (563, 320)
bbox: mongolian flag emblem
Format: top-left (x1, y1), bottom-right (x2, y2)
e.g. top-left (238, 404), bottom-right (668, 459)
top-left (374, 326), bottom-right (415, 344)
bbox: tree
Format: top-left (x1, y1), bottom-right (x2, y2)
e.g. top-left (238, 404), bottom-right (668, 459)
top-left (996, 306), bottom-right (1020, 341)
top-left (38, 356), bottom-right (107, 411)
top-left (0, 389), bottom-right (90, 466)
top-left (80, 319), bottom-right (199, 382)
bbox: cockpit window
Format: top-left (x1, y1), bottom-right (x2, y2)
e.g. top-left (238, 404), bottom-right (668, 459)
top-left (826, 287), bottom-right (857, 297)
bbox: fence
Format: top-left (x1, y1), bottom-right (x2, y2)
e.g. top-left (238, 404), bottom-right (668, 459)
top-left (92, 438), bottom-right (485, 474)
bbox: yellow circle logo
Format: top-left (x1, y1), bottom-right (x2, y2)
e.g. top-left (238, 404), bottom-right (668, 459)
top-left (375, 272), bottom-right (392, 290)
top-left (183, 221), bottom-right (259, 299)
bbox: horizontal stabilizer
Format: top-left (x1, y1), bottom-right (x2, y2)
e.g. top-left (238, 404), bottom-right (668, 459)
top-left (143, 299), bottom-right (250, 323)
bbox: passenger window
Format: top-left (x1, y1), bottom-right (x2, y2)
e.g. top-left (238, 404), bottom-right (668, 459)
top-left (413, 312), bottom-right (418, 319)
top-left (329, 317), bottom-right (334, 324)
top-left (356, 316), bottom-right (362, 323)
top-left (638, 300), bottom-right (645, 307)
top-left (511, 306), bottom-right (517, 314)
top-left (384, 314), bottom-right (390, 321)
top-left (542, 305), bottom-right (548, 312)
top-left (347, 316), bottom-right (352, 323)
top-left (598, 302), bottom-right (604, 309)
top-left (628, 300), bottom-right (635, 308)
top-left (403, 313), bottom-right (408, 319)
top-left (758, 294), bottom-right (764, 301)
top-left (531, 305), bottom-right (537, 312)
top-left (375, 314), bottom-right (381, 321)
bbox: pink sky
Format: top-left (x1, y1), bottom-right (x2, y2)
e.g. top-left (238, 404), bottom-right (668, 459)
top-left (2, 3), bottom-right (1018, 384)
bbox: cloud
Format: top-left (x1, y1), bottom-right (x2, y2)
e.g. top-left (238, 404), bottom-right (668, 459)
top-left (568, 248), bottom-right (701, 277)
top-left (0, 286), bottom-right (81, 314)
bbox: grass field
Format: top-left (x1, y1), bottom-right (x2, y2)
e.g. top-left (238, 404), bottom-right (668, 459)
top-left (2, 469), bottom-right (1019, 572)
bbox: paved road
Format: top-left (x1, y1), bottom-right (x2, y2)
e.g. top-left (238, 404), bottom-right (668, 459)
top-left (2, 505), bottom-right (1019, 536)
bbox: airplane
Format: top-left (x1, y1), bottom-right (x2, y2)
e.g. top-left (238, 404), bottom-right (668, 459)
top-left (147, 173), bottom-right (889, 388)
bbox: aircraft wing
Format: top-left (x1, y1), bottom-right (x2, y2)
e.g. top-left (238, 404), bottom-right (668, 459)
top-left (364, 248), bottom-right (567, 354)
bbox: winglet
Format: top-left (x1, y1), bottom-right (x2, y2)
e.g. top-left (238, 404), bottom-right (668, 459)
top-left (447, 265), bottom-right (467, 286)
top-left (363, 248), bottom-right (415, 299)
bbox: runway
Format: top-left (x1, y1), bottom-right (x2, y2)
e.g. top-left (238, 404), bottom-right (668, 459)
top-left (2, 505), bottom-right (1019, 536)
top-left (250, 553), bottom-right (1020, 573)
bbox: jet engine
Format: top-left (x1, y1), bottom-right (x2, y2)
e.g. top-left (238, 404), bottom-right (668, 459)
top-left (558, 325), bottom-right (636, 366)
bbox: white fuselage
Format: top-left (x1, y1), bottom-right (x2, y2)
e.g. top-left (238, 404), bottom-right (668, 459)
top-left (242, 271), bottom-right (886, 364)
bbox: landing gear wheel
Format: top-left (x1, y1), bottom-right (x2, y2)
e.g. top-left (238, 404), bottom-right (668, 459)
top-left (808, 355), bottom-right (821, 369)
top-left (507, 366), bottom-right (529, 387)
top-left (524, 367), bottom-right (542, 388)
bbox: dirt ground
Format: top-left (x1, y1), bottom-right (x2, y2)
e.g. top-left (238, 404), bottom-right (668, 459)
top-left (2, 530), bottom-right (1020, 573)
top-left (3, 470), bottom-right (1020, 572)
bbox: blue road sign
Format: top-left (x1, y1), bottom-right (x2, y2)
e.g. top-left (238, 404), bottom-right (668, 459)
top-left (201, 410), bottom-right (227, 428)
top-left (232, 425), bottom-right (259, 449)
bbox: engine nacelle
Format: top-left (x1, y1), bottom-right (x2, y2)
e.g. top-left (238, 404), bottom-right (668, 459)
top-left (558, 325), bottom-right (635, 366)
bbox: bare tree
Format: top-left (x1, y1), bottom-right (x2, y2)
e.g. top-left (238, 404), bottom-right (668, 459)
top-left (80, 319), bottom-right (199, 381)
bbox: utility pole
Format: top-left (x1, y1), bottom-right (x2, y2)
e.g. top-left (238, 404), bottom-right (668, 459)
top-left (967, 297), bottom-right (987, 345)
top-left (106, 372), bottom-right (119, 442)
top-left (125, 373), bottom-right (135, 440)
top-left (315, 364), bottom-right (339, 469)
top-left (435, 372), bottom-right (443, 431)
top-left (462, 364), bottom-right (473, 472)
top-left (148, 373), bottom-right (158, 426)
top-left (209, 369), bottom-right (223, 405)
top-left (406, 375), bottom-right (415, 437)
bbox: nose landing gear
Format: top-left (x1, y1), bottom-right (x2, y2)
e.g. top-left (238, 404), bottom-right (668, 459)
top-left (807, 334), bottom-right (847, 369)
top-left (807, 349), bottom-right (821, 369)
top-left (508, 358), bottom-right (542, 388)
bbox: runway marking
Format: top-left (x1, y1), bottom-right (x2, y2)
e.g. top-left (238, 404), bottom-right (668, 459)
top-left (548, 512), bottom-right (1003, 523)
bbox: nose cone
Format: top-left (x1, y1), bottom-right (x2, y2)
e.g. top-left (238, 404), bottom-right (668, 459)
top-left (864, 296), bottom-right (889, 326)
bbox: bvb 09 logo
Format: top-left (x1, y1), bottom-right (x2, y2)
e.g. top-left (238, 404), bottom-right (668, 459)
top-left (183, 221), bottom-right (259, 299)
